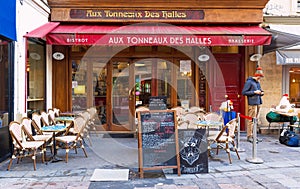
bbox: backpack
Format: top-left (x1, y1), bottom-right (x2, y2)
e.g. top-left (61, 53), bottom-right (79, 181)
top-left (279, 129), bottom-right (299, 147)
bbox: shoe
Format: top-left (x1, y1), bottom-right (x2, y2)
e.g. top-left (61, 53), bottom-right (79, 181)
top-left (247, 137), bottom-right (259, 143)
top-left (256, 138), bottom-right (263, 142)
top-left (247, 137), bottom-right (253, 143)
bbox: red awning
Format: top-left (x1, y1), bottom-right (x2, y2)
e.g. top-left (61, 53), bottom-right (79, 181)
top-left (25, 22), bottom-right (272, 46)
top-left (24, 22), bottom-right (60, 38)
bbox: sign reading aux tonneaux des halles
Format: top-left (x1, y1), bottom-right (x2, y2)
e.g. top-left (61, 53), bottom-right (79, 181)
top-left (70, 9), bottom-right (204, 21)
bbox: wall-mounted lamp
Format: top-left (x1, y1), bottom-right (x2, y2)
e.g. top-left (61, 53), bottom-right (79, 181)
top-left (250, 54), bottom-right (262, 62)
top-left (53, 52), bottom-right (65, 60)
top-left (198, 54), bottom-right (210, 62)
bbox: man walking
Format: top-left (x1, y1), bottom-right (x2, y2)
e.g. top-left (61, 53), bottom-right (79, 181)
top-left (242, 66), bottom-right (264, 143)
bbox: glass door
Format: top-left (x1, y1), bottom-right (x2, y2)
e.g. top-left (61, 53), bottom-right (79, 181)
top-left (111, 60), bottom-right (135, 131)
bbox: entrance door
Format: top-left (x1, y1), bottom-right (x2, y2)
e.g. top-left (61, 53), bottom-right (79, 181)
top-left (109, 58), bottom-right (174, 132)
top-left (208, 54), bottom-right (243, 114)
top-left (110, 59), bottom-right (135, 131)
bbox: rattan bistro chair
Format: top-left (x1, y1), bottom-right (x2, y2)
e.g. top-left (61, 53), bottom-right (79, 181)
top-left (55, 115), bottom-right (88, 163)
top-left (211, 118), bottom-right (240, 164)
top-left (31, 112), bottom-right (52, 136)
top-left (7, 121), bottom-right (45, 171)
top-left (21, 117), bottom-right (53, 155)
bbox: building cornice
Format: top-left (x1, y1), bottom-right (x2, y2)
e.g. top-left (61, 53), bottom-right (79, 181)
top-left (263, 16), bottom-right (300, 25)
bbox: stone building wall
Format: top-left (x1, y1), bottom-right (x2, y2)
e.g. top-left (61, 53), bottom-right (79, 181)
top-left (258, 51), bottom-right (283, 127)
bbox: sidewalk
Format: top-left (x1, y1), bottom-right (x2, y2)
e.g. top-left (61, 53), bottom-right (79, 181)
top-left (0, 132), bottom-right (300, 189)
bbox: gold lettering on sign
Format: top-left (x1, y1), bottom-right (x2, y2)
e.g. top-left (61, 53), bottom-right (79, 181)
top-left (144, 11), bottom-right (160, 18)
top-left (104, 10), bottom-right (143, 18)
top-left (70, 9), bottom-right (204, 20)
top-left (86, 10), bottom-right (102, 17)
top-left (162, 11), bottom-right (187, 18)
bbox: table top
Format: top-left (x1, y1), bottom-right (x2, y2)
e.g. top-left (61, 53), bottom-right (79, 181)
top-left (55, 116), bottom-right (75, 122)
top-left (59, 112), bottom-right (76, 117)
top-left (273, 108), bottom-right (300, 117)
top-left (196, 120), bottom-right (223, 127)
top-left (41, 125), bottom-right (67, 132)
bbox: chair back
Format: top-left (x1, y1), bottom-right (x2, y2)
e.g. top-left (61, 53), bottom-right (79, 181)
top-left (205, 112), bottom-right (223, 122)
top-left (182, 112), bottom-right (199, 128)
top-left (32, 113), bottom-right (42, 129)
top-left (73, 115), bottom-right (87, 138)
top-left (48, 109), bottom-right (56, 124)
top-left (9, 121), bottom-right (24, 147)
top-left (21, 117), bottom-right (33, 135)
top-left (31, 112), bottom-right (44, 134)
top-left (226, 118), bottom-right (238, 137)
top-left (189, 106), bottom-right (202, 113)
top-left (171, 106), bottom-right (185, 120)
top-left (40, 111), bottom-right (50, 126)
top-left (87, 107), bottom-right (97, 119)
top-left (80, 111), bottom-right (91, 122)
top-left (195, 111), bottom-right (206, 121)
top-left (53, 108), bottom-right (61, 117)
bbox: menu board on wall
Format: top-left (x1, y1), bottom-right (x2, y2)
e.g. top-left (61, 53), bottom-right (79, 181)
top-left (148, 96), bottom-right (167, 110)
top-left (137, 110), bottom-right (181, 178)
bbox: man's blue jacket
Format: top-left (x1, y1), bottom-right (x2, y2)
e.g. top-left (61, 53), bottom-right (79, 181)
top-left (242, 77), bottom-right (263, 105)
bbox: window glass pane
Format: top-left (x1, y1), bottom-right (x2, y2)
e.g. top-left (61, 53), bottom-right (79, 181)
top-left (112, 61), bottom-right (130, 125)
top-left (0, 39), bottom-right (9, 126)
top-left (93, 60), bottom-right (107, 124)
top-left (289, 67), bottom-right (300, 107)
top-left (72, 60), bottom-right (87, 111)
top-left (27, 40), bottom-right (46, 112)
top-left (177, 60), bottom-right (193, 107)
top-left (135, 60), bottom-right (152, 106)
top-left (157, 59), bottom-right (172, 106)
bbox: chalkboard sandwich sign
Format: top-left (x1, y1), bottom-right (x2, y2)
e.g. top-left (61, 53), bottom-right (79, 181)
top-left (137, 110), bottom-right (181, 178)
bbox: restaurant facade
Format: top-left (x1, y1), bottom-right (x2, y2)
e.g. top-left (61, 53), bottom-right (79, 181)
top-left (24, 0), bottom-right (272, 133)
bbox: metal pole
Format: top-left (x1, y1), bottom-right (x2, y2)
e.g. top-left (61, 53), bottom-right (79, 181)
top-left (237, 113), bottom-right (245, 152)
top-left (246, 117), bottom-right (263, 164)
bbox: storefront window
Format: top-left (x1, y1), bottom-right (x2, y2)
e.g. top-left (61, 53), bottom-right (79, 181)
top-left (112, 61), bottom-right (130, 125)
top-left (289, 67), bottom-right (300, 107)
top-left (93, 60), bottom-right (107, 124)
top-left (72, 60), bottom-right (87, 111)
top-left (177, 60), bottom-right (193, 107)
top-left (27, 40), bottom-right (46, 113)
top-left (0, 38), bottom-right (10, 127)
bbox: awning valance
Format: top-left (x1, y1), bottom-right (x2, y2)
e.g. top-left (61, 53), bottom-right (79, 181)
top-left (25, 22), bottom-right (272, 46)
top-left (276, 43), bottom-right (300, 65)
top-left (263, 27), bottom-right (300, 54)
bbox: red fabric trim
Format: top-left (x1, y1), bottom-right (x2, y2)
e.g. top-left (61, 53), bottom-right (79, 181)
top-left (25, 23), bottom-right (272, 46)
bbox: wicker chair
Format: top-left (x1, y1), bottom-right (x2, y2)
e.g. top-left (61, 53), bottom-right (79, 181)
top-left (7, 121), bottom-right (45, 171)
top-left (55, 115), bottom-right (88, 163)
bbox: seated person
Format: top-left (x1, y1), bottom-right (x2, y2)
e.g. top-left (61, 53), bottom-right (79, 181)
top-left (274, 94), bottom-right (294, 113)
top-left (267, 94), bottom-right (297, 124)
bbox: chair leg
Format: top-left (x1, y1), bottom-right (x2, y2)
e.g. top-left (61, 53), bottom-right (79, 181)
top-left (32, 152), bottom-right (37, 171)
top-left (231, 141), bottom-right (240, 160)
top-left (225, 142), bottom-right (232, 164)
top-left (80, 141), bottom-right (88, 158)
top-left (65, 143), bottom-right (69, 163)
top-left (7, 158), bottom-right (13, 171)
top-left (86, 135), bottom-right (92, 146)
